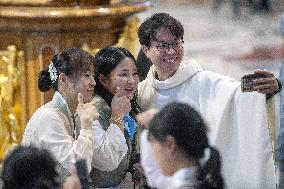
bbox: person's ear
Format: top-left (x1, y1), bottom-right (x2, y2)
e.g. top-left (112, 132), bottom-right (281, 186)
top-left (58, 73), bottom-right (67, 84)
top-left (98, 73), bottom-right (109, 89)
top-left (141, 46), bottom-right (150, 58)
top-left (164, 135), bottom-right (177, 153)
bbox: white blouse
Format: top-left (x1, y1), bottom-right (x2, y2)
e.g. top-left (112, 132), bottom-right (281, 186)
top-left (168, 168), bottom-right (197, 189)
top-left (22, 92), bottom-right (127, 174)
top-left (138, 60), bottom-right (278, 188)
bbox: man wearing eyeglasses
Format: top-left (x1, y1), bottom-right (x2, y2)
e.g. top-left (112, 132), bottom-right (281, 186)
top-left (137, 13), bottom-right (281, 189)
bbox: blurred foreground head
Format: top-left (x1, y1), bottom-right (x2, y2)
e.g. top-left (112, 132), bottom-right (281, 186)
top-left (1, 146), bottom-right (60, 189)
top-left (148, 102), bottom-right (224, 189)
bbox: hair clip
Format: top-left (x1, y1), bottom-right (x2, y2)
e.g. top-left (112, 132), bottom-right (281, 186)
top-left (48, 61), bottom-right (58, 83)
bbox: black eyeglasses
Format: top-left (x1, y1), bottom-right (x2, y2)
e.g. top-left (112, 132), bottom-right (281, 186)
top-left (154, 40), bottom-right (184, 53)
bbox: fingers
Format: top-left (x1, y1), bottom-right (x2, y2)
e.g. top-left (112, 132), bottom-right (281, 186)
top-left (85, 105), bottom-right (100, 119)
top-left (253, 77), bottom-right (276, 85)
top-left (257, 89), bottom-right (274, 94)
top-left (137, 108), bottom-right (159, 129)
top-left (71, 165), bottom-right (78, 176)
top-left (79, 105), bottom-right (99, 130)
top-left (254, 69), bottom-right (274, 77)
top-left (111, 96), bottom-right (131, 117)
top-left (133, 163), bottom-right (144, 175)
top-left (250, 70), bottom-right (278, 94)
top-left (255, 86), bottom-right (278, 94)
top-left (113, 87), bottom-right (123, 99)
top-left (62, 166), bottom-right (81, 189)
top-left (253, 76), bottom-right (278, 94)
top-left (90, 107), bottom-right (100, 119)
top-left (254, 83), bottom-right (276, 91)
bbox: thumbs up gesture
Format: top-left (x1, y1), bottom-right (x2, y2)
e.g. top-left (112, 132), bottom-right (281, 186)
top-left (110, 87), bottom-right (131, 119)
top-left (77, 93), bottom-right (99, 130)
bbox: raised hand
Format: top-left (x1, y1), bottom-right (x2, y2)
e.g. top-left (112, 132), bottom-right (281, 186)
top-left (253, 70), bottom-right (280, 94)
top-left (137, 108), bottom-right (159, 129)
top-left (77, 93), bottom-right (99, 130)
top-left (62, 166), bottom-right (82, 189)
top-left (111, 87), bottom-right (131, 119)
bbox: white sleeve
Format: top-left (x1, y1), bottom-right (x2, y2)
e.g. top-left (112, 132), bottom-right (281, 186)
top-left (140, 130), bottom-right (172, 188)
top-left (37, 110), bottom-right (95, 174)
top-left (91, 120), bottom-right (128, 171)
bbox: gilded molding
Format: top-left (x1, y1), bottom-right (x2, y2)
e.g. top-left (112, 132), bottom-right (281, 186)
top-left (0, 46), bottom-right (25, 161)
top-left (0, 2), bottom-right (151, 19)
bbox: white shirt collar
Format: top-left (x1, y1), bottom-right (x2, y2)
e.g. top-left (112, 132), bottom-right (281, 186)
top-left (149, 60), bottom-right (202, 90)
top-left (168, 167), bottom-right (197, 189)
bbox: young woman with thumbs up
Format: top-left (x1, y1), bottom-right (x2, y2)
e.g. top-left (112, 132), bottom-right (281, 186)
top-left (90, 47), bottom-right (143, 189)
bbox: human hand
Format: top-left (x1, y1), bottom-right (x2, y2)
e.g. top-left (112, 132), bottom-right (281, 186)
top-left (77, 93), bottom-right (99, 130)
top-left (253, 70), bottom-right (280, 94)
top-left (137, 108), bottom-right (159, 129)
top-left (111, 87), bottom-right (131, 119)
top-left (133, 163), bottom-right (144, 175)
top-left (62, 166), bottom-right (82, 189)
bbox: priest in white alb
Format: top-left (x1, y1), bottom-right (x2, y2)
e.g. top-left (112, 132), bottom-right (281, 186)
top-left (137, 13), bottom-right (282, 189)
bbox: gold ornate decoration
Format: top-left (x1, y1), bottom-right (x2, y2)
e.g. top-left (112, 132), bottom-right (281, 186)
top-left (0, 46), bottom-right (25, 162)
top-left (0, 0), bottom-right (110, 6)
top-left (0, 2), bottom-right (150, 18)
top-left (0, 1), bottom-right (150, 145)
top-left (81, 43), bottom-right (100, 56)
top-left (114, 16), bottom-right (140, 57)
top-left (82, 16), bottom-right (141, 57)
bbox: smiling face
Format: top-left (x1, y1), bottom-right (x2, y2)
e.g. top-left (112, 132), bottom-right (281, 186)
top-left (143, 27), bottom-right (184, 81)
top-left (101, 57), bottom-right (139, 100)
top-left (65, 69), bottom-right (96, 104)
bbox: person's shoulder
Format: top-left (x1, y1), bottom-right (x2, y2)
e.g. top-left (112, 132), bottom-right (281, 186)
top-left (138, 78), bottom-right (147, 88)
top-left (25, 104), bottom-right (64, 139)
top-left (138, 73), bottom-right (153, 91)
top-left (30, 103), bottom-right (60, 120)
top-left (197, 69), bottom-right (219, 78)
top-left (197, 69), bottom-right (235, 82)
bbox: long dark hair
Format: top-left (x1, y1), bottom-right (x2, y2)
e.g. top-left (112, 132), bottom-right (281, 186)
top-left (94, 46), bottom-right (140, 117)
top-left (148, 102), bottom-right (224, 189)
top-left (38, 48), bottom-right (96, 92)
top-left (2, 146), bottom-right (60, 189)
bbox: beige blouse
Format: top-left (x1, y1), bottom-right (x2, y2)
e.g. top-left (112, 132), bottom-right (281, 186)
top-left (22, 92), bottom-right (127, 175)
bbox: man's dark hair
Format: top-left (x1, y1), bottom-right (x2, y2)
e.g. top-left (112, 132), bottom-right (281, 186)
top-left (138, 13), bottom-right (184, 47)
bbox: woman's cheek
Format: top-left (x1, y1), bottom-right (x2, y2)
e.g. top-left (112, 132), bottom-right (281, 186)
top-left (114, 77), bottom-right (125, 89)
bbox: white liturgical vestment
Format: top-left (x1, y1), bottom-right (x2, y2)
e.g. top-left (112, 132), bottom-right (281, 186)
top-left (138, 60), bottom-right (278, 189)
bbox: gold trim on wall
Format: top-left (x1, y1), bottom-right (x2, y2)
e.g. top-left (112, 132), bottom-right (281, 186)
top-left (0, 46), bottom-right (25, 161)
top-left (0, 2), bottom-right (151, 19)
top-left (82, 16), bottom-right (141, 57)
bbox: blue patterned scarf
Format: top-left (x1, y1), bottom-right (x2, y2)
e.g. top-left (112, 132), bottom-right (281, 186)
top-left (123, 113), bottom-right (137, 142)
